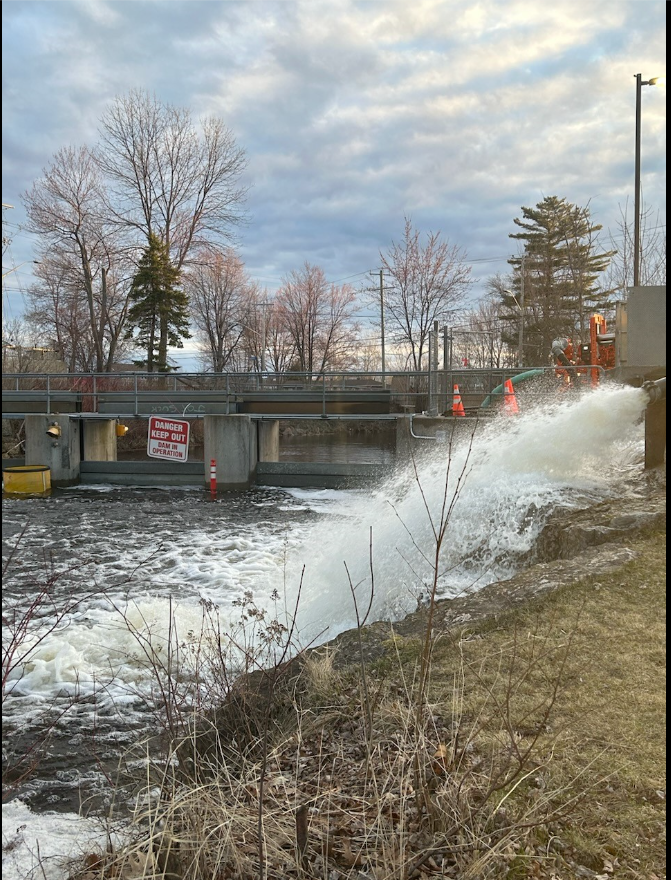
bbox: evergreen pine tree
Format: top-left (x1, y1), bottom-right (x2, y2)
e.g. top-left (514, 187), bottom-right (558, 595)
top-left (503, 196), bottom-right (616, 366)
top-left (126, 234), bottom-right (191, 372)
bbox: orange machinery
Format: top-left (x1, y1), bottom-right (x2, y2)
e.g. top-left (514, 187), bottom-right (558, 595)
top-left (552, 315), bottom-right (616, 386)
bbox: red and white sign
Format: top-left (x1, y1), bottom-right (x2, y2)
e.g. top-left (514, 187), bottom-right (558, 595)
top-left (147, 416), bottom-right (190, 461)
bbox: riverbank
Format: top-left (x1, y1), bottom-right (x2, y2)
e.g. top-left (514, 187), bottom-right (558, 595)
top-left (60, 473), bottom-right (665, 880)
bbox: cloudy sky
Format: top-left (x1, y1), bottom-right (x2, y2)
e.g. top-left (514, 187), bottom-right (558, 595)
top-left (2, 0), bottom-right (666, 368)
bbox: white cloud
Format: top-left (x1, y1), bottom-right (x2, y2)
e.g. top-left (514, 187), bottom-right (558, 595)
top-left (1, 0), bottom-right (666, 329)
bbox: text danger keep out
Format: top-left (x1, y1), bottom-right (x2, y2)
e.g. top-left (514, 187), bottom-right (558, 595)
top-left (150, 420), bottom-right (187, 443)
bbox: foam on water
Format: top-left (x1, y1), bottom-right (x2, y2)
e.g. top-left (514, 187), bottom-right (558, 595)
top-left (2, 799), bottom-right (126, 880)
top-left (282, 383), bottom-right (648, 643)
top-left (3, 385), bottom-right (649, 708)
top-left (1, 382), bottom-right (653, 878)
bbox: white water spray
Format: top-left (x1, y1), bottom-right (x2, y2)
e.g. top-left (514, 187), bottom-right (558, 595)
top-left (2, 383), bottom-right (650, 714)
top-left (0, 382), bottom-right (655, 880)
top-left (285, 383), bottom-right (649, 644)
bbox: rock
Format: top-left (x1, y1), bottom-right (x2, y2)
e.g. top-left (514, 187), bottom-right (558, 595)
top-left (325, 473), bottom-right (666, 668)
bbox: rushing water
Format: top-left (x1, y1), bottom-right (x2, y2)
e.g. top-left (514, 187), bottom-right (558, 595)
top-left (1, 383), bottom-right (652, 878)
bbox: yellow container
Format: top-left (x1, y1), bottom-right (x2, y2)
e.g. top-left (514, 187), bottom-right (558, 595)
top-left (3, 465), bottom-right (52, 495)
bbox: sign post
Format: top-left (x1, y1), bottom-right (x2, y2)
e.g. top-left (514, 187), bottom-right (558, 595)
top-left (147, 416), bottom-right (190, 461)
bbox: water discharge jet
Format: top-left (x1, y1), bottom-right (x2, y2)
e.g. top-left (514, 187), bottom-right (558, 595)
top-left (283, 383), bottom-right (653, 645)
top-left (1, 382), bottom-right (657, 817)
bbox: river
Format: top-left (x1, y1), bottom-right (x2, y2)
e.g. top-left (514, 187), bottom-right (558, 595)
top-left (1, 384), bottom-right (651, 879)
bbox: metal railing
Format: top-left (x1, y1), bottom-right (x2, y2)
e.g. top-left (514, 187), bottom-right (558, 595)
top-left (2, 367), bottom-right (597, 418)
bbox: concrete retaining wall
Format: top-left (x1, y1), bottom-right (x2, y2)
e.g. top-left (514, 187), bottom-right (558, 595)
top-left (256, 461), bottom-right (387, 489)
top-left (80, 461), bottom-right (204, 486)
top-left (24, 414), bottom-right (81, 485)
top-left (76, 460), bottom-right (387, 490)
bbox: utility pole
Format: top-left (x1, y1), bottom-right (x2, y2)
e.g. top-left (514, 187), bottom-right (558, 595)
top-left (369, 269), bottom-right (391, 382)
top-left (260, 301), bottom-right (268, 374)
top-left (441, 325), bottom-right (454, 413)
top-left (379, 270), bottom-right (386, 381)
top-left (256, 300), bottom-right (272, 384)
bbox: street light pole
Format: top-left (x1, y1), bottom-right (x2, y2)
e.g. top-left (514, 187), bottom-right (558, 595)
top-left (2, 260), bottom-right (40, 279)
top-left (633, 73), bottom-right (662, 287)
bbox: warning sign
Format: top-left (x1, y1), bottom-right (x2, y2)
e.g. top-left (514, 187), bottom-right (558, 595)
top-left (147, 416), bottom-right (190, 462)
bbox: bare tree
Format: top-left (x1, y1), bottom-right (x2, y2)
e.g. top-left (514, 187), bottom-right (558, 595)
top-left (479, 273), bottom-right (519, 368)
top-left (604, 198), bottom-right (666, 293)
top-left (452, 296), bottom-right (509, 368)
top-left (97, 89), bottom-right (248, 270)
top-left (2, 317), bottom-right (41, 373)
top-left (186, 247), bottom-right (255, 372)
top-left (380, 218), bottom-right (471, 371)
top-left (275, 263), bottom-right (358, 374)
top-left (234, 294), bottom-right (284, 374)
top-left (259, 301), bottom-right (296, 374)
top-left (22, 92), bottom-right (249, 374)
top-left (25, 252), bottom-right (134, 372)
top-left (26, 258), bottom-right (91, 371)
top-left (22, 146), bottom-right (132, 371)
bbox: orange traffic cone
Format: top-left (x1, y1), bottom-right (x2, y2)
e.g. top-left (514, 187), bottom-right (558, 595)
top-left (503, 379), bottom-right (519, 415)
top-left (452, 384), bottom-right (466, 417)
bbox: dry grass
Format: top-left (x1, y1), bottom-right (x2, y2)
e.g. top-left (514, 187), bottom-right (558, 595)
top-left (425, 530), bottom-right (667, 879)
top-left (67, 529), bottom-right (665, 880)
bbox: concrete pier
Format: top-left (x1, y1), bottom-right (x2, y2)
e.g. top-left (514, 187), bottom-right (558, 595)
top-left (24, 414), bottom-right (81, 485)
top-left (258, 419), bottom-right (280, 461)
top-left (644, 397), bottom-right (666, 469)
top-left (203, 414), bottom-right (257, 489)
top-left (83, 419), bottom-right (117, 461)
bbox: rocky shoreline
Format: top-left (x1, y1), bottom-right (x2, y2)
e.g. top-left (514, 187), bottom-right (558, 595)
top-left (326, 470), bottom-right (666, 666)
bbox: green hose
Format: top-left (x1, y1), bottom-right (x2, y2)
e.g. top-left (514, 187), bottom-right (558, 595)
top-left (480, 369), bottom-right (545, 408)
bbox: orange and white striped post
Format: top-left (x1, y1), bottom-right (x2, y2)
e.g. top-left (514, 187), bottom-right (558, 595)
top-left (210, 459), bottom-right (217, 499)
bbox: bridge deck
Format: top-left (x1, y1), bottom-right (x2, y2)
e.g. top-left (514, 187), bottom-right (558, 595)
top-left (2, 368), bottom-right (533, 419)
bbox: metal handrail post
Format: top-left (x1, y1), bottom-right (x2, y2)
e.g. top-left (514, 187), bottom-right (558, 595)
top-left (134, 375), bottom-right (139, 416)
top-left (47, 375), bottom-right (51, 413)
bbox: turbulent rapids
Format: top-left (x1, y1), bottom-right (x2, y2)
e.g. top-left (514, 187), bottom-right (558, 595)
top-left (286, 383), bottom-right (650, 642)
top-left (1, 382), bottom-right (652, 826)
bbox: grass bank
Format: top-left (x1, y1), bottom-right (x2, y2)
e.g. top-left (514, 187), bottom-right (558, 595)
top-left (420, 529), bottom-right (666, 878)
top-left (69, 527), bottom-right (665, 880)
